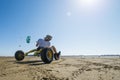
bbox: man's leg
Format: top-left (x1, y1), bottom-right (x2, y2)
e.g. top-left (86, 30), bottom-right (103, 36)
top-left (51, 46), bottom-right (57, 53)
top-left (51, 46), bottom-right (61, 55)
top-left (51, 46), bottom-right (61, 59)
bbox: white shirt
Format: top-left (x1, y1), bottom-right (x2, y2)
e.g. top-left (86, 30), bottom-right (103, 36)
top-left (37, 39), bottom-right (50, 48)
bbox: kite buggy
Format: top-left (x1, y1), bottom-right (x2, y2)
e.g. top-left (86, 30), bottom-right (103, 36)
top-left (15, 48), bottom-right (60, 64)
top-left (15, 35), bottom-right (61, 64)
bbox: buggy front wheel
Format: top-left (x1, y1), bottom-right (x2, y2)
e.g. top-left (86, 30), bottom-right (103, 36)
top-left (15, 50), bottom-right (25, 61)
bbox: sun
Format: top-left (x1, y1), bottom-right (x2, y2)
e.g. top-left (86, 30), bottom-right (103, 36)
top-left (80, 0), bottom-right (100, 7)
top-left (71, 0), bottom-right (108, 16)
top-left (78, 0), bottom-right (104, 10)
top-left (80, 0), bottom-right (96, 5)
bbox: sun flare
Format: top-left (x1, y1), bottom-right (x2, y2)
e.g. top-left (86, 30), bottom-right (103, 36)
top-left (80, 0), bottom-right (100, 6)
top-left (78, 0), bottom-right (105, 10)
top-left (77, 0), bottom-right (105, 12)
top-left (80, 0), bottom-right (97, 5)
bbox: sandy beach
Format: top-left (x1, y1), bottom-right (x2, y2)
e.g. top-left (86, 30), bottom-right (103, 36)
top-left (0, 56), bottom-right (120, 80)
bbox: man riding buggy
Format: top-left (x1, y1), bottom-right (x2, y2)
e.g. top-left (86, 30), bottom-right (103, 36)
top-left (15, 35), bottom-right (61, 63)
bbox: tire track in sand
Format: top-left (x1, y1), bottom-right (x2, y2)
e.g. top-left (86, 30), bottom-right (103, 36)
top-left (69, 59), bottom-right (120, 80)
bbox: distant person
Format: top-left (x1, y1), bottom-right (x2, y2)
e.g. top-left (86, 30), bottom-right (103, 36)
top-left (25, 35), bottom-right (61, 57)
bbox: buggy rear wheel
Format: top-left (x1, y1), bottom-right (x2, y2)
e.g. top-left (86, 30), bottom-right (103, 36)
top-left (41, 48), bottom-right (53, 64)
top-left (15, 50), bottom-right (25, 61)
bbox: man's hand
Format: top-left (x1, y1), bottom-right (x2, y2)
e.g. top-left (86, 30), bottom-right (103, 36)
top-left (36, 41), bottom-right (39, 47)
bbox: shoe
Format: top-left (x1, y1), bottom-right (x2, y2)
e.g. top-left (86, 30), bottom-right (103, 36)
top-left (57, 51), bottom-right (61, 58)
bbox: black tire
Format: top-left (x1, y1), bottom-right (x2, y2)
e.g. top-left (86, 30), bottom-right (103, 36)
top-left (54, 54), bottom-right (60, 60)
top-left (41, 48), bottom-right (53, 64)
top-left (15, 50), bottom-right (25, 61)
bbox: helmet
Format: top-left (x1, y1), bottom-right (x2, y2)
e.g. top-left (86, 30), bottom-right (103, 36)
top-left (45, 35), bottom-right (52, 41)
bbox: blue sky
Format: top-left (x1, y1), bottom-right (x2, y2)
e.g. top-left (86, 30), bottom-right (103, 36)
top-left (0, 0), bottom-right (120, 56)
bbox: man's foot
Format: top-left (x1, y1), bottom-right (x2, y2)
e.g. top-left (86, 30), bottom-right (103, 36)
top-left (34, 53), bottom-right (37, 56)
top-left (54, 51), bottom-right (61, 60)
top-left (57, 51), bottom-right (61, 58)
top-left (25, 53), bottom-right (28, 56)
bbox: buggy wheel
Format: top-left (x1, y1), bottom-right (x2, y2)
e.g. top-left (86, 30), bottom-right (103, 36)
top-left (41, 48), bottom-right (53, 64)
top-left (15, 50), bottom-right (25, 61)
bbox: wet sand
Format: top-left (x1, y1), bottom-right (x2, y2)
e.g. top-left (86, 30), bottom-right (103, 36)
top-left (0, 56), bottom-right (120, 80)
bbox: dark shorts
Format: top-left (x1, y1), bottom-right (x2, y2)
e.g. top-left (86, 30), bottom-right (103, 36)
top-left (37, 47), bottom-right (44, 51)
